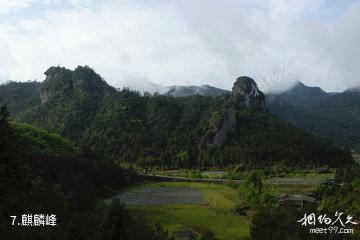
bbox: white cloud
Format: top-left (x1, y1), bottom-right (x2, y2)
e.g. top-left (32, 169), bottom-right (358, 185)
top-left (0, 0), bottom-right (359, 93)
top-left (0, 0), bottom-right (36, 13)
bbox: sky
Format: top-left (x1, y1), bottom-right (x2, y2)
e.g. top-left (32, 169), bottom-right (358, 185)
top-left (0, 0), bottom-right (359, 93)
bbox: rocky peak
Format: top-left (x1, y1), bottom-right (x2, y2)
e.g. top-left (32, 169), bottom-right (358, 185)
top-left (72, 66), bottom-right (112, 97)
top-left (40, 67), bottom-right (73, 104)
top-left (231, 76), bottom-right (266, 110)
top-left (40, 66), bottom-right (114, 104)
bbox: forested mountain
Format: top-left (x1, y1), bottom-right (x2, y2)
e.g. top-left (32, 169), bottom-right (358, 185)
top-left (268, 81), bottom-right (330, 109)
top-left (268, 82), bottom-right (360, 148)
top-left (0, 66), bottom-right (351, 168)
top-left (345, 86), bottom-right (360, 93)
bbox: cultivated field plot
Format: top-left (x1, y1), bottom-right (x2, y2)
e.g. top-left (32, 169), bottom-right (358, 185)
top-left (118, 187), bottom-right (207, 205)
top-left (128, 182), bottom-right (251, 239)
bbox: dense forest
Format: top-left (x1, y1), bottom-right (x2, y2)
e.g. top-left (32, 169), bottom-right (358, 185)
top-left (0, 104), bottom-right (173, 240)
top-left (0, 66), bottom-right (352, 169)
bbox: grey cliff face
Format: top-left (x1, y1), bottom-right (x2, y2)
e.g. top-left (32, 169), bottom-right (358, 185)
top-left (208, 105), bottom-right (237, 146)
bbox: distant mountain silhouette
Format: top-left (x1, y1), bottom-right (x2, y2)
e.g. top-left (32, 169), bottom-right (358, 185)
top-left (268, 81), bottom-right (360, 148)
top-left (164, 84), bottom-right (230, 97)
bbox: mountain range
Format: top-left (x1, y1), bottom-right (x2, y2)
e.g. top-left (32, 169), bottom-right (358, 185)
top-left (0, 66), bottom-right (354, 168)
top-left (162, 80), bottom-right (360, 149)
top-left (137, 80), bottom-right (360, 149)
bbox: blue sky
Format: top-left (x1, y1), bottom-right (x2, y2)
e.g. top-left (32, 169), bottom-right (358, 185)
top-left (0, 0), bottom-right (360, 93)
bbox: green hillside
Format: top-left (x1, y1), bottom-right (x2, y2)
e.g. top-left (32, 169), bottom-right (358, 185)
top-left (9, 66), bottom-right (351, 168)
top-left (12, 121), bottom-right (76, 156)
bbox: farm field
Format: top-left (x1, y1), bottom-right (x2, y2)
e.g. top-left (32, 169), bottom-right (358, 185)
top-left (122, 182), bottom-right (251, 240)
top-left (115, 180), bottom-right (321, 240)
top-left (118, 186), bottom-right (207, 205)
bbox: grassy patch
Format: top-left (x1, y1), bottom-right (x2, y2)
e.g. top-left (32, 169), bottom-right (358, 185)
top-left (202, 171), bottom-right (228, 179)
top-left (127, 182), bottom-right (250, 240)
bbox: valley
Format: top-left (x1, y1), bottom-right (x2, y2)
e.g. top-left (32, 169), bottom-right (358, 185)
top-left (110, 175), bottom-right (325, 240)
top-left (1, 66), bottom-right (359, 240)
top-left (107, 168), bottom-right (334, 239)
top-left (2, 2), bottom-right (360, 239)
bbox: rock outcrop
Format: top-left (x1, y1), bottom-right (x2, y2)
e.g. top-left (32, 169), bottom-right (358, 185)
top-left (231, 76), bottom-right (265, 109)
top-left (40, 66), bottom-right (73, 104)
top-left (201, 76), bottom-right (265, 147)
top-left (40, 66), bottom-right (115, 104)
top-left (208, 105), bottom-right (237, 146)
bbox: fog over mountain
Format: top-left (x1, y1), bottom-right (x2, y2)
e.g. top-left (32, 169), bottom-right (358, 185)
top-left (0, 0), bottom-right (360, 93)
